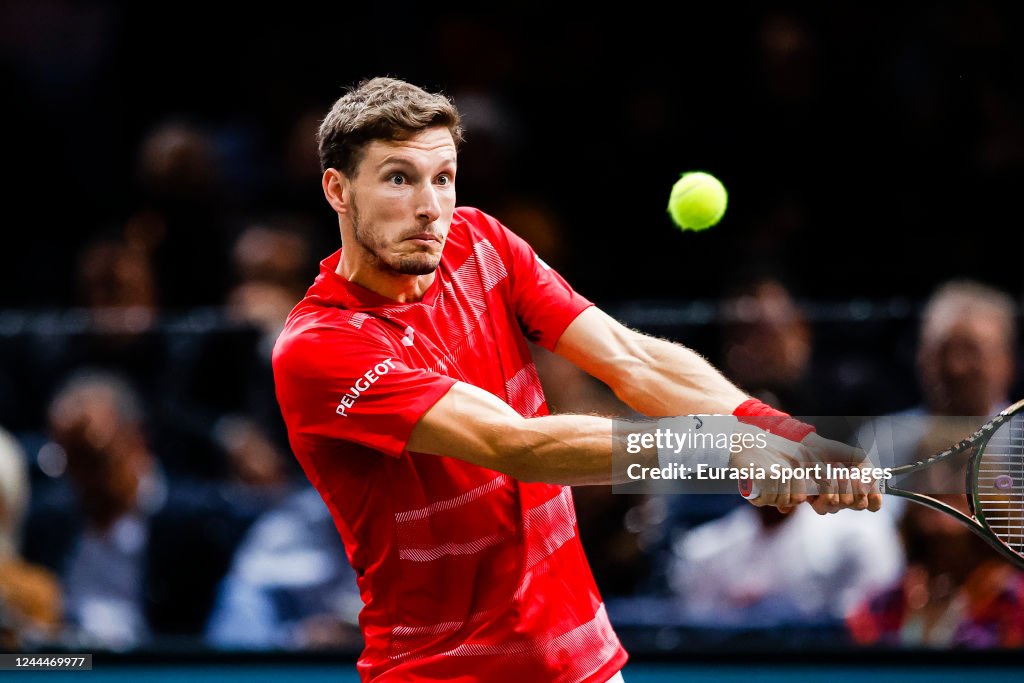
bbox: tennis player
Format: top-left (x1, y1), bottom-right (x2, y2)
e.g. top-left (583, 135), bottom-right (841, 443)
top-left (272, 77), bottom-right (880, 682)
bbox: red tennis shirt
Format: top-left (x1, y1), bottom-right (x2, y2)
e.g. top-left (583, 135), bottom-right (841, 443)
top-left (272, 207), bottom-right (627, 681)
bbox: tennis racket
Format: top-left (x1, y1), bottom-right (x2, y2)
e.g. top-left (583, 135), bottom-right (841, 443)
top-left (741, 399), bottom-right (1024, 569)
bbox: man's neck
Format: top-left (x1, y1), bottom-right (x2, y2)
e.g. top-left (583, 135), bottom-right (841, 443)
top-left (336, 253), bottom-right (435, 303)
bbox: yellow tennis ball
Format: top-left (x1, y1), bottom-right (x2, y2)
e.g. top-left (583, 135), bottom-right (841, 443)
top-left (667, 171), bottom-right (728, 231)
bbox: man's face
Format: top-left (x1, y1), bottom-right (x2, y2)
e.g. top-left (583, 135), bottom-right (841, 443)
top-left (920, 315), bottom-right (1014, 415)
top-left (50, 387), bottom-right (142, 528)
top-left (346, 127), bottom-right (457, 276)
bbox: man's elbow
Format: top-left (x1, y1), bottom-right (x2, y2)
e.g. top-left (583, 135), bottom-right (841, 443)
top-left (604, 354), bottom-right (659, 409)
top-left (599, 330), bottom-right (656, 386)
top-left (472, 416), bottom-right (535, 481)
top-left (481, 420), bottom-right (556, 484)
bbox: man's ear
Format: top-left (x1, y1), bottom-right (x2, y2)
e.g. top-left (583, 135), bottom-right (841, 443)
top-left (323, 169), bottom-right (349, 214)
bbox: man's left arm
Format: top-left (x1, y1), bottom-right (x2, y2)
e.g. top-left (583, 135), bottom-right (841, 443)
top-left (482, 210), bottom-right (876, 511)
top-left (554, 306), bottom-right (881, 513)
top-left (554, 306), bottom-right (747, 416)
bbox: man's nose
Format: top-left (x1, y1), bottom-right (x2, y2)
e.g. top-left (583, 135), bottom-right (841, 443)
top-left (416, 183), bottom-right (441, 223)
top-left (944, 348), bottom-right (980, 377)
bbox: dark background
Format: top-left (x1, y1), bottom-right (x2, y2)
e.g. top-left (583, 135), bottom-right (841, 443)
top-left (5, 1), bottom-right (1023, 309)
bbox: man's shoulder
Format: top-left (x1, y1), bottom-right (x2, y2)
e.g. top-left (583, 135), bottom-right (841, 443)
top-left (453, 205), bottom-right (494, 227)
top-left (281, 297), bottom-right (379, 334)
top-left (272, 304), bottom-right (393, 379)
top-left (451, 206), bottom-right (509, 246)
top-left (448, 206), bottom-right (522, 276)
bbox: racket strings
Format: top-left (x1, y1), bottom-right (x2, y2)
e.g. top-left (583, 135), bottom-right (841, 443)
top-left (976, 415), bottom-right (1024, 558)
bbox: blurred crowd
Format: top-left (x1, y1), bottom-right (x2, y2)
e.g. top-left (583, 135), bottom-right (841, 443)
top-left (3, 0), bottom-right (1024, 656)
top-left (3, 274), bottom-right (1023, 653)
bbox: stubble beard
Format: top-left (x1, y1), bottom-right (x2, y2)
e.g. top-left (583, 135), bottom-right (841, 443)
top-left (351, 201), bottom-right (441, 276)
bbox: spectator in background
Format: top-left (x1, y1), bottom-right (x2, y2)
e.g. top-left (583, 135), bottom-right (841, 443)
top-left (206, 486), bottom-right (362, 650)
top-left (719, 277), bottom-right (815, 414)
top-left (77, 237), bottom-right (159, 335)
top-left (667, 501), bottom-right (902, 628)
top-left (45, 372), bottom-right (166, 649)
top-left (141, 220), bottom-right (313, 482)
top-left (915, 280), bottom-right (1015, 419)
top-left (25, 371), bottom-right (255, 649)
top-left (0, 427), bottom-right (61, 648)
top-left (718, 274), bottom-right (902, 417)
top-left (14, 235), bottom-right (166, 446)
top-left (213, 415), bottom-right (292, 491)
top-left (856, 279), bottom-right (1017, 521)
top-left (848, 280), bottom-right (1024, 647)
top-left (132, 121), bottom-right (231, 310)
top-left (227, 221), bottom-right (314, 359)
top-left (848, 486), bottom-right (1024, 647)
top-left (663, 277), bottom-right (902, 627)
top-left (221, 221), bottom-right (318, 466)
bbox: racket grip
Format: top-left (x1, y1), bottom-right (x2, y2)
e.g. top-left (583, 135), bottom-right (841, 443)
top-left (739, 478), bottom-right (760, 500)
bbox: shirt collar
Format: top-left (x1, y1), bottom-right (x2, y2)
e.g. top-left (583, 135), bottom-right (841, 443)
top-left (309, 248), bottom-right (442, 310)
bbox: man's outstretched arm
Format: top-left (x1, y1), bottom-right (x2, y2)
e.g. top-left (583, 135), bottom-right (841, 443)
top-left (410, 307), bottom-right (879, 510)
top-left (408, 380), bottom-right (628, 486)
top-left (553, 306), bottom-right (881, 511)
top-left (406, 379), bottom-right (805, 492)
top-left (553, 306), bottom-right (749, 416)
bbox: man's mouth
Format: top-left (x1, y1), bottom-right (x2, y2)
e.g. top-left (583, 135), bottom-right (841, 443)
top-left (406, 232), bottom-right (441, 244)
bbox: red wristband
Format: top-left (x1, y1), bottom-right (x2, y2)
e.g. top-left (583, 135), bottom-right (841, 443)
top-left (732, 398), bottom-right (816, 443)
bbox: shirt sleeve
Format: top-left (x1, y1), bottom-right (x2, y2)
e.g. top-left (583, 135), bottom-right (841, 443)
top-left (273, 329), bottom-right (456, 458)
top-left (473, 209), bottom-right (592, 351)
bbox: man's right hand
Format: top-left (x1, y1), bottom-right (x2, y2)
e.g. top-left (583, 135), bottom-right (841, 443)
top-left (731, 428), bottom-right (882, 514)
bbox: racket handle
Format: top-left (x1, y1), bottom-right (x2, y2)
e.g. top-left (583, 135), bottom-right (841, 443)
top-left (739, 478), bottom-right (760, 500)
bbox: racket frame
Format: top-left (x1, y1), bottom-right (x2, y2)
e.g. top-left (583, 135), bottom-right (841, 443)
top-left (882, 398), bottom-right (1024, 567)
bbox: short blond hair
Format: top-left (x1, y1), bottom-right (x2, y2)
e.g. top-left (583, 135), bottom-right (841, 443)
top-left (920, 279), bottom-right (1017, 351)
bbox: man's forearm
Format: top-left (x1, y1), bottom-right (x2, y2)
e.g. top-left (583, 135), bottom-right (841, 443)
top-left (605, 335), bottom-right (748, 417)
top-left (555, 308), bottom-right (748, 418)
top-left (409, 369), bottom-right (742, 489)
top-left (502, 414), bottom-right (657, 486)
top-left (409, 381), bottom-right (658, 486)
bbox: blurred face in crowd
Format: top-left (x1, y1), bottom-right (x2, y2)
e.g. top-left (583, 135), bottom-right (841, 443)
top-left (324, 127), bottom-right (457, 280)
top-left (78, 241), bottom-right (156, 310)
top-left (49, 384), bottom-right (149, 532)
top-left (722, 280), bottom-right (810, 389)
top-left (918, 314), bottom-right (1014, 416)
top-left (898, 493), bottom-right (997, 579)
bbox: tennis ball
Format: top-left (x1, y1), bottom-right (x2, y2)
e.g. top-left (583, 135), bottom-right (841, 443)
top-left (667, 171), bottom-right (728, 231)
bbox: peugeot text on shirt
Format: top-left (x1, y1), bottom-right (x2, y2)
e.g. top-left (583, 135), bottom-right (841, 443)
top-left (336, 358), bottom-right (398, 416)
